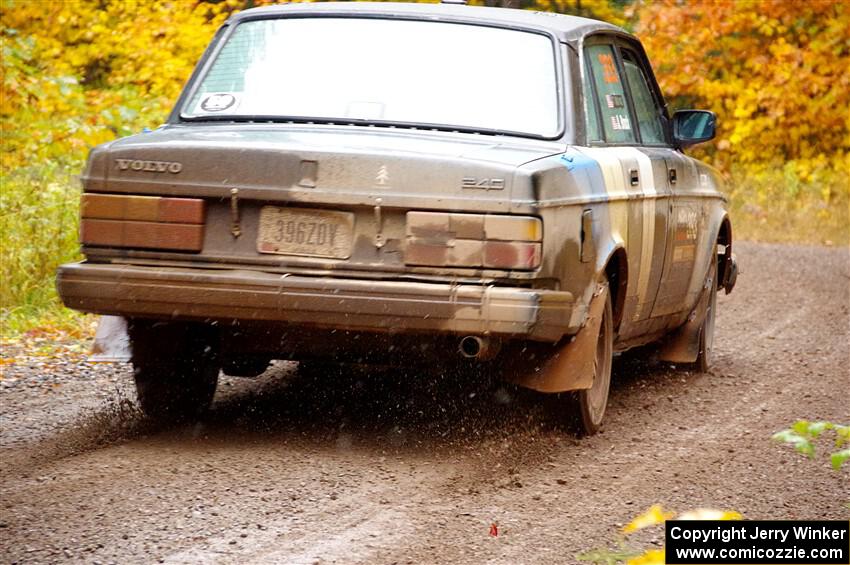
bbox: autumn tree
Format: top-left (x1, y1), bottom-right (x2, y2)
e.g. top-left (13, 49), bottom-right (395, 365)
top-left (1, 0), bottom-right (231, 172)
top-left (635, 0), bottom-right (850, 188)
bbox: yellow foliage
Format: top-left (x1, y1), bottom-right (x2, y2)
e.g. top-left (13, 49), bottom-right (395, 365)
top-left (1, 0), bottom-right (236, 331)
top-left (635, 0), bottom-right (850, 187)
top-left (626, 549), bottom-right (665, 565)
top-left (622, 504), bottom-right (675, 534)
top-left (1, 0), bottom-right (233, 173)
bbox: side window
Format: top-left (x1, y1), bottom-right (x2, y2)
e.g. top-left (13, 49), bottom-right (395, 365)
top-left (585, 44), bottom-right (635, 144)
top-left (621, 49), bottom-right (666, 145)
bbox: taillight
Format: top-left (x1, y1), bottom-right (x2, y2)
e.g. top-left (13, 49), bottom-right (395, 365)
top-left (405, 212), bottom-right (542, 270)
top-left (80, 193), bottom-right (205, 252)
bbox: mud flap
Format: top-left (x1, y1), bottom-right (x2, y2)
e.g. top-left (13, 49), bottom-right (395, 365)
top-left (507, 284), bottom-right (608, 393)
top-left (657, 274), bottom-right (713, 364)
top-left (91, 315), bottom-right (132, 362)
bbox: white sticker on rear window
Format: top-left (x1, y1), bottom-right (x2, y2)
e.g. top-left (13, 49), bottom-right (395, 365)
top-left (605, 94), bottom-right (624, 108)
top-left (198, 93), bottom-right (238, 113)
top-left (610, 114), bottom-right (631, 130)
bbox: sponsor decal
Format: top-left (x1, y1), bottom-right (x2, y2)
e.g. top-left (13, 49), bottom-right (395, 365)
top-left (199, 92), bottom-right (237, 112)
top-left (610, 114), bottom-right (631, 130)
top-left (598, 52), bottom-right (619, 83)
top-left (678, 208), bottom-right (699, 240)
top-left (605, 93), bottom-right (625, 108)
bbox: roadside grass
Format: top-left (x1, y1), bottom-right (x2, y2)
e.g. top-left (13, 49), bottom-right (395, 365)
top-left (728, 171), bottom-right (849, 247)
top-left (1, 163), bottom-right (88, 339)
top-left (0, 163), bottom-right (846, 339)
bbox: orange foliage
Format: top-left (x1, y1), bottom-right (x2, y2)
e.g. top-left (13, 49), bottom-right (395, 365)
top-left (635, 0), bottom-right (850, 185)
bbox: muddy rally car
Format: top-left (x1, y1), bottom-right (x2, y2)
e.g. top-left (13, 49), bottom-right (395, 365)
top-left (57, 2), bottom-right (737, 434)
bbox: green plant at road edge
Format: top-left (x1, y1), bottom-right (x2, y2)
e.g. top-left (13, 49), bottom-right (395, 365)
top-left (772, 420), bottom-right (850, 471)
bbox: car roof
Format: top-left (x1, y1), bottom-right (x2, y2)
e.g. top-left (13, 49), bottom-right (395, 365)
top-left (228, 2), bottom-right (626, 43)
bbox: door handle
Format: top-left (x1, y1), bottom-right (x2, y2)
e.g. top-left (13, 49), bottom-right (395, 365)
top-left (629, 169), bottom-right (639, 186)
top-left (669, 168), bottom-right (677, 185)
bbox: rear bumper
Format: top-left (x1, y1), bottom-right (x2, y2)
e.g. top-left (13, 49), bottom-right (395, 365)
top-left (57, 263), bottom-right (574, 341)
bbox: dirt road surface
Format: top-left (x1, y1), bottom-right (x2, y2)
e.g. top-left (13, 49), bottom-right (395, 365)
top-left (1, 242), bottom-right (848, 564)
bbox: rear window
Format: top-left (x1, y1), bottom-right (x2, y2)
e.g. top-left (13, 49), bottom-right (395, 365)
top-left (182, 18), bottom-right (561, 137)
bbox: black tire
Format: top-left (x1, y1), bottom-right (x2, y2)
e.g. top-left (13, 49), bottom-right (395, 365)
top-left (694, 255), bottom-right (718, 373)
top-left (221, 356), bottom-right (271, 378)
top-left (129, 321), bottom-right (220, 421)
top-left (563, 282), bottom-right (614, 436)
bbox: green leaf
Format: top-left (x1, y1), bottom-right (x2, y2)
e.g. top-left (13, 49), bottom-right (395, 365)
top-left (830, 449), bottom-right (850, 471)
top-left (834, 425), bottom-right (850, 448)
top-left (806, 421), bottom-right (832, 439)
top-left (773, 430), bottom-right (814, 458)
top-left (791, 420), bottom-right (811, 436)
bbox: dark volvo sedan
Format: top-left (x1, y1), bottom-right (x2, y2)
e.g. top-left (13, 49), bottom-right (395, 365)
top-left (58, 2), bottom-right (737, 434)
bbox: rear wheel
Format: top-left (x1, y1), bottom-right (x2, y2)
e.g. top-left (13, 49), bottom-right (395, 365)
top-left (221, 356), bottom-right (271, 378)
top-left (563, 283), bottom-right (614, 436)
top-left (129, 321), bottom-right (220, 421)
top-left (539, 281), bottom-right (614, 436)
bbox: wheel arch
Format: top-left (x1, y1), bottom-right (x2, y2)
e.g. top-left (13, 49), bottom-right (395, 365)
top-left (599, 246), bottom-right (628, 333)
top-left (715, 214), bottom-right (733, 287)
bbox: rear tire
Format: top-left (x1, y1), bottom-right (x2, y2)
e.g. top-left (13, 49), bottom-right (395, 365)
top-left (222, 356), bottom-right (271, 378)
top-left (563, 283), bottom-right (614, 436)
top-left (129, 321), bottom-right (220, 421)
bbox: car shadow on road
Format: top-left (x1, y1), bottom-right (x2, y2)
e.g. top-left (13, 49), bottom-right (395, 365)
top-left (206, 361), bottom-right (544, 448)
top-left (197, 348), bottom-right (693, 450)
top-left (11, 349), bottom-right (698, 473)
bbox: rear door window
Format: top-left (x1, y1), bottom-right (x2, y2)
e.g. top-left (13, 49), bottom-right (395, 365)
top-left (585, 44), bottom-right (635, 144)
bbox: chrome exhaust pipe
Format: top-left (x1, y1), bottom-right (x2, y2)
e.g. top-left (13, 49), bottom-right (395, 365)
top-left (458, 336), bottom-right (499, 360)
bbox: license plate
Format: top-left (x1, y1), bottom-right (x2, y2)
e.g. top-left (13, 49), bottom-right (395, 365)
top-left (257, 207), bottom-right (354, 259)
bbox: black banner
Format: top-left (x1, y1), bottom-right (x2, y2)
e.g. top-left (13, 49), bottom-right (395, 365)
top-left (665, 520), bottom-right (849, 564)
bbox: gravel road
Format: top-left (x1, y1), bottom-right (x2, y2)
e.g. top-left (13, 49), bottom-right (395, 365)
top-left (1, 242), bottom-right (848, 564)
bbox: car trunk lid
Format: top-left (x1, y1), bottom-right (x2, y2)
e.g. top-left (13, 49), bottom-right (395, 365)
top-left (82, 124), bottom-right (563, 275)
